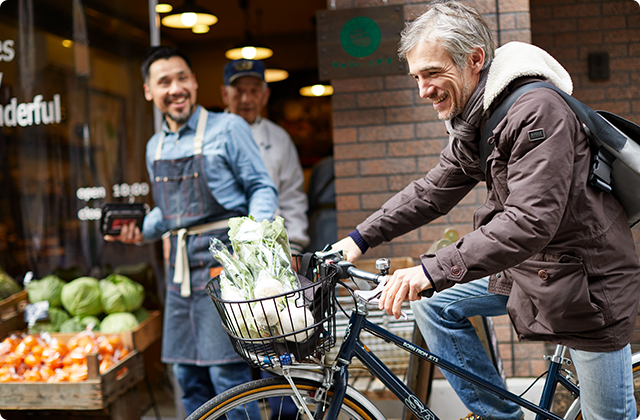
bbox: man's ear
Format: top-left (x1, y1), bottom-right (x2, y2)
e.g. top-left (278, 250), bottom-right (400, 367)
top-left (261, 86), bottom-right (271, 107)
top-left (468, 47), bottom-right (485, 75)
top-left (143, 83), bottom-right (153, 102)
top-left (220, 85), bottom-right (229, 106)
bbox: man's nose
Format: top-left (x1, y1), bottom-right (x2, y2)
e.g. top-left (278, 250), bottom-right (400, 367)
top-left (418, 79), bottom-right (435, 99)
top-left (169, 81), bottom-right (184, 95)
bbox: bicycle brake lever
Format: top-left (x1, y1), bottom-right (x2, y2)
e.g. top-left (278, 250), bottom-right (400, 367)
top-left (354, 278), bottom-right (385, 301)
top-left (355, 277), bottom-right (409, 321)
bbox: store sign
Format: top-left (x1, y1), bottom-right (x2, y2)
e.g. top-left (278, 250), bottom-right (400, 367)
top-left (0, 39), bottom-right (15, 61)
top-left (0, 95), bottom-right (61, 127)
top-left (0, 38), bottom-right (62, 127)
top-left (316, 5), bottom-right (405, 81)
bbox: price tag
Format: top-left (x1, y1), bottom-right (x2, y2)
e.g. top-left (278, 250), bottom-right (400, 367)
top-left (24, 301), bottom-right (49, 325)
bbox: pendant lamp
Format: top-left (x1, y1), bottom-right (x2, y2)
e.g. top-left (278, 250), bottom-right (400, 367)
top-left (225, 0), bottom-right (273, 60)
top-left (299, 84), bottom-right (334, 97)
top-left (161, 0), bottom-right (217, 29)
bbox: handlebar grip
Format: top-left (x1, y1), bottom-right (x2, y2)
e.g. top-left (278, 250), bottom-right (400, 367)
top-left (419, 288), bottom-right (435, 298)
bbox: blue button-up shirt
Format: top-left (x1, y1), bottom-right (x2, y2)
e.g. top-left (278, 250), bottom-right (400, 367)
top-left (142, 106), bottom-right (278, 241)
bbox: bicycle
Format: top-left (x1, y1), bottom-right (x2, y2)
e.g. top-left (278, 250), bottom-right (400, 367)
top-left (190, 251), bottom-right (640, 420)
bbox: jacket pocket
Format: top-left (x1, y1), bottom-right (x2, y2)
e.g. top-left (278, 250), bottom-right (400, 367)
top-left (506, 254), bottom-right (605, 336)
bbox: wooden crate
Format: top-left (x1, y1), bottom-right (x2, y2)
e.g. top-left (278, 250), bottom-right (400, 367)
top-left (129, 310), bottom-right (161, 351)
top-left (0, 333), bottom-right (145, 410)
top-left (0, 291), bottom-right (28, 339)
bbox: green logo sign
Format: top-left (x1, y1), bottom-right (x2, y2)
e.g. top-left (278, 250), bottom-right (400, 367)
top-left (340, 16), bottom-right (381, 58)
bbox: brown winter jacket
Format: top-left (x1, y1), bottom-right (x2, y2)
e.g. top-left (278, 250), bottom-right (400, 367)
top-left (357, 75), bottom-right (640, 352)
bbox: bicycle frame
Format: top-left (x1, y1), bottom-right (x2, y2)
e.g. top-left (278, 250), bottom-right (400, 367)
top-left (324, 302), bottom-right (579, 420)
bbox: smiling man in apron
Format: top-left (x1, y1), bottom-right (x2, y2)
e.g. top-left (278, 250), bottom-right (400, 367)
top-left (106, 46), bottom-right (278, 417)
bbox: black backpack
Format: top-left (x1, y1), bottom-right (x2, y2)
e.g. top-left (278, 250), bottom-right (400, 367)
top-left (479, 81), bottom-right (640, 227)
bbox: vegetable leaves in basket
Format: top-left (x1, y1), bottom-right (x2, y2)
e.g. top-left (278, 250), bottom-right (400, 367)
top-left (209, 216), bottom-right (315, 342)
top-left (210, 216), bottom-right (300, 297)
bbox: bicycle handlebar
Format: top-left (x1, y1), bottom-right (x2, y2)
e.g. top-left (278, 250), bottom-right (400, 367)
top-left (328, 259), bottom-right (435, 298)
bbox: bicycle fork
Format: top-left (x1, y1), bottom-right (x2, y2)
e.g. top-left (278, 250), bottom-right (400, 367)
top-left (536, 345), bottom-right (578, 420)
top-left (280, 361), bottom-right (339, 420)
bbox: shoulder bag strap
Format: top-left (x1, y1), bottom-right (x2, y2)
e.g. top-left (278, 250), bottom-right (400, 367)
top-left (479, 81), bottom-right (627, 173)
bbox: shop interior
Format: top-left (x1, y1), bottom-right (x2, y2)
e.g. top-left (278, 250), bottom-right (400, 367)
top-left (0, 1), bottom-right (333, 418)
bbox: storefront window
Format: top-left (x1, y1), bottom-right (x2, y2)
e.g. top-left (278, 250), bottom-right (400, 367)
top-left (0, 0), bottom-right (158, 292)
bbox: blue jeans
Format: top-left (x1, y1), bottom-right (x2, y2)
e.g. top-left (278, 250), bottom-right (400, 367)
top-left (570, 345), bottom-right (636, 420)
top-left (411, 278), bottom-right (636, 420)
top-left (411, 278), bottom-right (523, 420)
top-left (173, 362), bottom-right (260, 418)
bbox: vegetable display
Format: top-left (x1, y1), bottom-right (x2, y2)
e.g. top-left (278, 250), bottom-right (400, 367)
top-left (0, 332), bottom-right (131, 382)
top-left (100, 313), bottom-right (139, 333)
top-left (61, 277), bottom-right (103, 317)
top-left (26, 275), bottom-right (65, 307)
top-left (99, 274), bottom-right (145, 314)
top-left (210, 216), bottom-right (314, 342)
top-left (0, 267), bottom-right (22, 300)
top-left (59, 316), bottom-right (101, 333)
top-left (24, 274), bottom-right (146, 334)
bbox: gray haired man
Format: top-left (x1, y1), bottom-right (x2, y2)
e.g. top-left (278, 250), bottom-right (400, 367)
top-left (333, 1), bottom-right (639, 419)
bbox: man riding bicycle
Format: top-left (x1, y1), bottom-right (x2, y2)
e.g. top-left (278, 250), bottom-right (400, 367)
top-left (333, 1), bottom-right (640, 419)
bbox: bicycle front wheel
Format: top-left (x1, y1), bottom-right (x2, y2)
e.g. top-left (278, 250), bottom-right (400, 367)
top-left (187, 376), bottom-right (386, 420)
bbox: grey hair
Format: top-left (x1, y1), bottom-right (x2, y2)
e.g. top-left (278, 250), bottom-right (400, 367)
top-left (398, 0), bottom-right (495, 71)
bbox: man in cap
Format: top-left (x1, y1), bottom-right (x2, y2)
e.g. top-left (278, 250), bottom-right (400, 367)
top-left (221, 59), bottom-right (309, 254)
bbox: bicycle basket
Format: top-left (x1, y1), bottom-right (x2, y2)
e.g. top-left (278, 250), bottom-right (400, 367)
top-left (205, 266), bottom-right (337, 369)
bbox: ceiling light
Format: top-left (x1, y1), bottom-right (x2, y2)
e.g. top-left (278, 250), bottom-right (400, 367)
top-left (155, 4), bottom-right (173, 13)
top-left (225, 45), bottom-right (272, 60)
top-left (225, 0), bottom-right (273, 60)
top-left (192, 24), bottom-right (209, 34)
top-left (299, 84), bottom-right (334, 97)
top-left (161, 0), bottom-right (217, 29)
top-left (264, 69), bottom-right (288, 83)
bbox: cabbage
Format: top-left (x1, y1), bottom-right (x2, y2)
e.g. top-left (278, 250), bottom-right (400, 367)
top-left (133, 307), bottom-right (149, 323)
top-left (47, 307), bottom-right (70, 330)
top-left (61, 277), bottom-right (103, 316)
top-left (60, 315), bottom-right (100, 332)
top-left (29, 307), bottom-right (70, 333)
top-left (30, 322), bottom-right (57, 333)
top-left (59, 317), bottom-right (84, 333)
top-left (78, 316), bottom-right (101, 331)
top-left (99, 274), bottom-right (145, 314)
top-left (100, 312), bottom-right (139, 333)
top-left (27, 275), bottom-right (65, 307)
top-left (0, 268), bottom-right (21, 300)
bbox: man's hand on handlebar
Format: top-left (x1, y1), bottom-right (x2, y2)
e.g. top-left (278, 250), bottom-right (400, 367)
top-left (379, 265), bottom-right (432, 319)
top-left (330, 236), bottom-right (362, 263)
top-left (104, 221), bottom-right (144, 244)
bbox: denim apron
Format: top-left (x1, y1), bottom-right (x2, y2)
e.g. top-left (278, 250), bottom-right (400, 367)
top-left (153, 106), bottom-right (243, 365)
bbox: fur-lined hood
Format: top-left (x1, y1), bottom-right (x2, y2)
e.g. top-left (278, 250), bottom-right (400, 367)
top-left (483, 42), bottom-right (573, 112)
